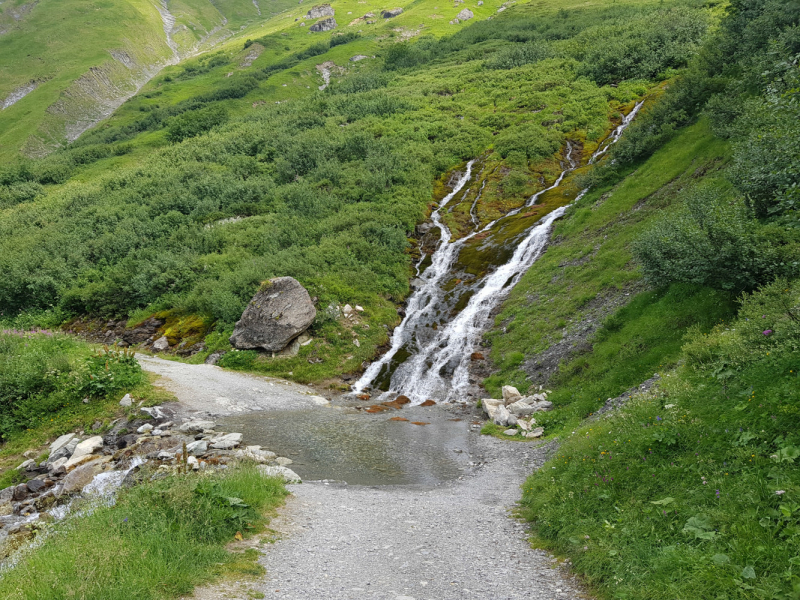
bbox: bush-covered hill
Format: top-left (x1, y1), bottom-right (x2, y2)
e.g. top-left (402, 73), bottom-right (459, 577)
top-left (480, 1), bottom-right (800, 597)
top-left (0, 0), bottom-right (713, 380)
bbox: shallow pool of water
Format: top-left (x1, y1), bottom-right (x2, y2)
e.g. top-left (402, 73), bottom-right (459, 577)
top-left (217, 405), bottom-right (479, 486)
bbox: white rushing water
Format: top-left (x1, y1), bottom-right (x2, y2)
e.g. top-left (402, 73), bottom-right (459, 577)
top-left (354, 102), bottom-right (644, 403)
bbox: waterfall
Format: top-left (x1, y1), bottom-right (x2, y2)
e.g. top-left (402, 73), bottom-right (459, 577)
top-left (354, 102), bottom-right (644, 403)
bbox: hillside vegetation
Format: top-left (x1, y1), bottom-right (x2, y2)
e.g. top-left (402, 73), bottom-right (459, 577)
top-left (0, 0), bottom-right (713, 381)
top-left (477, 0), bottom-right (800, 597)
top-left (0, 0), bottom-right (292, 160)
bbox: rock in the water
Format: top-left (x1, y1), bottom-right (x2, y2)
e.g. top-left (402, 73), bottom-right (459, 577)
top-left (502, 385), bottom-right (522, 405)
top-left (381, 7), bottom-right (403, 17)
top-left (179, 420), bottom-right (216, 434)
top-left (63, 436), bottom-right (104, 471)
top-left (309, 16), bottom-right (337, 31)
top-left (59, 458), bottom-right (109, 495)
top-left (457, 8), bottom-right (473, 20)
top-left (258, 465), bottom-right (302, 484)
top-left (230, 277), bottom-right (317, 352)
top-left (152, 336), bottom-right (170, 352)
top-left (26, 479), bottom-right (47, 494)
top-left (507, 400), bottom-right (536, 416)
top-left (211, 433), bottom-right (243, 450)
top-left (12, 484), bottom-right (28, 501)
top-left (306, 3), bottom-right (334, 18)
top-left (186, 440), bottom-right (208, 455)
top-left (119, 394), bottom-right (132, 407)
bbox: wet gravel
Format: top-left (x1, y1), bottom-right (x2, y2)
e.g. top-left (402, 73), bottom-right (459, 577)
top-left (258, 436), bottom-right (589, 600)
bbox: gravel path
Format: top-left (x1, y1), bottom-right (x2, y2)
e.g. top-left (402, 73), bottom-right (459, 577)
top-left (140, 356), bottom-right (589, 600)
top-left (137, 355), bottom-right (328, 417)
top-left (258, 437), bottom-right (587, 600)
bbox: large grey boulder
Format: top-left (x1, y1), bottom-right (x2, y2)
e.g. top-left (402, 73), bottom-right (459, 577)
top-left (310, 17), bottom-right (337, 31)
top-left (230, 277), bottom-right (317, 352)
top-left (306, 3), bottom-right (334, 18)
top-left (456, 8), bottom-right (474, 20)
top-left (63, 436), bottom-right (104, 471)
top-left (502, 385), bottom-right (522, 405)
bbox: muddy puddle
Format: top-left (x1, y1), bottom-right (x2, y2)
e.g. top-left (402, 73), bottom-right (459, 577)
top-left (217, 405), bottom-right (482, 486)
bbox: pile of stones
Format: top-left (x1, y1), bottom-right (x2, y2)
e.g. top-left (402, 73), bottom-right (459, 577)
top-left (481, 385), bottom-right (553, 439)
top-left (0, 398), bottom-right (300, 559)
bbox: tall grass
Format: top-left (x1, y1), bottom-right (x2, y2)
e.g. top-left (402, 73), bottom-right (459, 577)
top-left (0, 464), bottom-right (287, 600)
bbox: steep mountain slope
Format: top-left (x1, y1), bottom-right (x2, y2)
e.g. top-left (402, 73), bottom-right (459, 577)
top-left (0, 0), bottom-right (293, 159)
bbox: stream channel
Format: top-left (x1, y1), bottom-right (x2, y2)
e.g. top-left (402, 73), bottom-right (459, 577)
top-left (216, 101), bottom-right (644, 487)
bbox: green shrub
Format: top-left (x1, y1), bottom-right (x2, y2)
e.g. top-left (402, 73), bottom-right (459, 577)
top-left (633, 183), bottom-right (799, 292)
top-left (166, 105), bottom-right (230, 143)
top-left (0, 333), bottom-right (143, 439)
top-left (485, 41), bottom-right (553, 70)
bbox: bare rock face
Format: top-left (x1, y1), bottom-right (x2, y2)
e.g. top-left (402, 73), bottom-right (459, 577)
top-left (310, 16), bottom-right (337, 31)
top-left (306, 3), bottom-right (334, 18)
top-left (230, 277), bottom-right (317, 352)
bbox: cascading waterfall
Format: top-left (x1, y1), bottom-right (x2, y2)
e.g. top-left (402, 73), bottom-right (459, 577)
top-left (354, 102), bottom-right (644, 403)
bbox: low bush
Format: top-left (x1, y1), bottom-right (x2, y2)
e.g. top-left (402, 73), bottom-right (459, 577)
top-left (0, 331), bottom-right (143, 440)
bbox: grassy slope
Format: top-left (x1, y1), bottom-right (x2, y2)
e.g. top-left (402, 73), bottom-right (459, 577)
top-left (0, 463), bottom-right (287, 600)
top-left (485, 120), bottom-right (737, 427)
top-left (520, 277), bottom-right (800, 599)
top-left (0, 0), bottom-right (277, 160)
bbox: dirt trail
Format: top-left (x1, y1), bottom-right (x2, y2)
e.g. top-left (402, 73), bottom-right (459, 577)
top-left (138, 357), bottom-right (588, 600)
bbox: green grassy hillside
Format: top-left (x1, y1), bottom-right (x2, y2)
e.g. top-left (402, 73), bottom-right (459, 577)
top-left (0, 0), bottom-right (293, 160)
top-left (0, 0), bottom-right (714, 381)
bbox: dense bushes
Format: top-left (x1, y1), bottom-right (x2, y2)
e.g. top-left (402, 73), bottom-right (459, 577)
top-left (0, 332), bottom-right (143, 439)
top-left (167, 105), bottom-right (230, 143)
top-left (633, 183), bottom-right (800, 292)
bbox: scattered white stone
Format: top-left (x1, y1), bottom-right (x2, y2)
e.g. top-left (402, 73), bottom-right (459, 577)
top-left (507, 400), bottom-right (535, 416)
top-left (152, 336), bottom-right (169, 351)
top-left (355, 305), bottom-right (364, 312)
top-left (49, 433), bottom-right (76, 455)
top-left (526, 427), bottom-right (544, 439)
top-left (119, 394), bottom-right (132, 407)
top-left (353, 339), bottom-right (360, 347)
top-left (186, 440), bottom-right (208, 455)
top-left (482, 398), bottom-right (503, 419)
top-left (343, 304), bottom-right (354, 316)
top-left (16, 459), bottom-right (35, 471)
top-left (157, 451), bottom-right (174, 460)
top-left (63, 436), bottom-right (104, 471)
top-left (179, 420), bottom-right (216, 434)
top-left (276, 457), bottom-right (294, 466)
top-left (503, 429), bottom-right (518, 436)
top-left (187, 456), bottom-right (200, 470)
top-left (211, 432), bottom-right (243, 450)
top-left (258, 465), bottom-right (302, 484)
top-left (137, 424), bottom-right (153, 434)
top-left (501, 385), bottom-right (522, 405)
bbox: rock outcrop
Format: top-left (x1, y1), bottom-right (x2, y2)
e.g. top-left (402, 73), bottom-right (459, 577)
top-left (306, 3), bottom-right (334, 18)
top-left (230, 277), bottom-right (317, 352)
top-left (381, 8), bottom-right (403, 18)
top-left (310, 17), bottom-right (337, 32)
